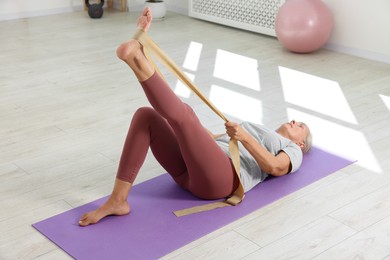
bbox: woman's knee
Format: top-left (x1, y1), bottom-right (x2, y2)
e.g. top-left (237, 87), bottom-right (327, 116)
top-left (132, 107), bottom-right (170, 131)
top-left (132, 107), bottom-right (159, 123)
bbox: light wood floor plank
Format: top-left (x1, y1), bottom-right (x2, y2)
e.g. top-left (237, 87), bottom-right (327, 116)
top-left (242, 216), bottom-right (356, 260)
top-left (166, 231), bottom-right (260, 260)
top-left (329, 181), bottom-right (390, 231)
top-left (313, 215), bottom-right (390, 259)
top-left (235, 169), bottom-right (390, 247)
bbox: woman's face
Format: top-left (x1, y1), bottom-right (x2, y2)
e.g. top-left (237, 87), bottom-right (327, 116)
top-left (278, 120), bottom-right (309, 149)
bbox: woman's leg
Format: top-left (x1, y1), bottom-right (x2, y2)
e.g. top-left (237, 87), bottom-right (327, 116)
top-left (79, 179), bottom-right (131, 226)
top-left (137, 73), bottom-right (238, 199)
top-left (116, 107), bottom-right (188, 185)
top-left (116, 9), bottom-right (238, 199)
top-left (79, 107), bottom-right (188, 227)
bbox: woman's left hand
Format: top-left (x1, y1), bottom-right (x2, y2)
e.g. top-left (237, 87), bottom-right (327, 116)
top-left (225, 121), bottom-right (248, 142)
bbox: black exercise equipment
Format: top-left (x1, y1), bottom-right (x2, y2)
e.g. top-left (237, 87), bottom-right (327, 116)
top-left (85, 0), bottom-right (105, 19)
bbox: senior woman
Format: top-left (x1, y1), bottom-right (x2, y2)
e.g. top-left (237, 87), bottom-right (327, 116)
top-left (79, 7), bottom-right (312, 226)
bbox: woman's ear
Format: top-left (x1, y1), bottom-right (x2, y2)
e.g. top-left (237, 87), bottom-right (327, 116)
top-left (296, 141), bottom-right (305, 150)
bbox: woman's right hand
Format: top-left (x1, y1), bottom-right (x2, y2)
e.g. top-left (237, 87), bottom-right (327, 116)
top-left (225, 121), bottom-right (249, 142)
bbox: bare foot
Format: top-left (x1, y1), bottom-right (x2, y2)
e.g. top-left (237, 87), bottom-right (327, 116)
top-left (116, 7), bottom-right (153, 61)
top-left (78, 197), bottom-right (130, 227)
top-left (137, 7), bottom-right (153, 32)
top-left (116, 39), bottom-right (142, 62)
top-left (116, 7), bottom-right (156, 80)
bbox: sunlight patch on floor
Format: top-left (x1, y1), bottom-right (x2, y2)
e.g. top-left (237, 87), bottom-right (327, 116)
top-left (183, 41), bottom-right (203, 71)
top-left (287, 108), bottom-right (381, 173)
top-left (380, 94), bottom-right (390, 111)
top-left (214, 49), bottom-right (260, 91)
top-left (174, 41), bottom-right (203, 98)
top-left (279, 66), bottom-right (357, 124)
top-left (209, 85), bottom-right (263, 124)
top-left (174, 72), bottom-right (194, 98)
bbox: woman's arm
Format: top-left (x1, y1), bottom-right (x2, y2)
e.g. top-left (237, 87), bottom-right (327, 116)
top-left (225, 122), bottom-right (291, 176)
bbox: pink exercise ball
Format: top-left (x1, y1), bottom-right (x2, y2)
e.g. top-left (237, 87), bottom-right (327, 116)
top-left (275, 0), bottom-right (334, 53)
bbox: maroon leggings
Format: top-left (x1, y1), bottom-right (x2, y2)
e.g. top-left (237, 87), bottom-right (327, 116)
top-left (116, 72), bottom-right (238, 199)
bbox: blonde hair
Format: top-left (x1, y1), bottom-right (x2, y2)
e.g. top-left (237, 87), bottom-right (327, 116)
top-left (302, 126), bottom-right (312, 154)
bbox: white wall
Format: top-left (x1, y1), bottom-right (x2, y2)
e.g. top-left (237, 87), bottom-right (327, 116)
top-left (0, 0), bottom-right (389, 63)
top-left (324, 0), bottom-right (390, 63)
top-left (164, 0), bottom-right (188, 14)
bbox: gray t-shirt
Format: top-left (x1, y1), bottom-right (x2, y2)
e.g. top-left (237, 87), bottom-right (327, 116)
top-left (215, 122), bottom-right (303, 192)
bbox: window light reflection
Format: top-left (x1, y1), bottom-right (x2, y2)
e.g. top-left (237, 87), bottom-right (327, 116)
top-left (174, 72), bottom-right (194, 98)
top-left (287, 108), bottom-right (381, 173)
top-left (209, 85), bottom-right (262, 124)
top-left (183, 41), bottom-right (203, 71)
top-left (380, 94), bottom-right (390, 111)
top-left (214, 49), bottom-right (260, 91)
top-left (279, 66), bottom-right (357, 125)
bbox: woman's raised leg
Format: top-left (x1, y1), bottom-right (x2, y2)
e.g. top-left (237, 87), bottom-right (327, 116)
top-left (116, 9), bottom-right (238, 199)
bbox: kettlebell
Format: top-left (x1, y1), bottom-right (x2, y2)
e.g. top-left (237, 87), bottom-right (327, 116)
top-left (85, 0), bottom-right (104, 19)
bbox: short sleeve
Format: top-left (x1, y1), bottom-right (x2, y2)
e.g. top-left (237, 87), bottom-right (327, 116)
top-left (282, 143), bottom-right (303, 173)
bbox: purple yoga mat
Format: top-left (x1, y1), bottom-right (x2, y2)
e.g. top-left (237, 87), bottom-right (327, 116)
top-left (33, 147), bottom-right (354, 259)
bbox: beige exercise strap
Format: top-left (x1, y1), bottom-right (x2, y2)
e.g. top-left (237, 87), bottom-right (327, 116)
top-left (132, 30), bottom-right (245, 217)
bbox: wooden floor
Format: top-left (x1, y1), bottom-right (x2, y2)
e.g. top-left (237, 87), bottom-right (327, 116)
top-left (1, 9), bottom-right (390, 259)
